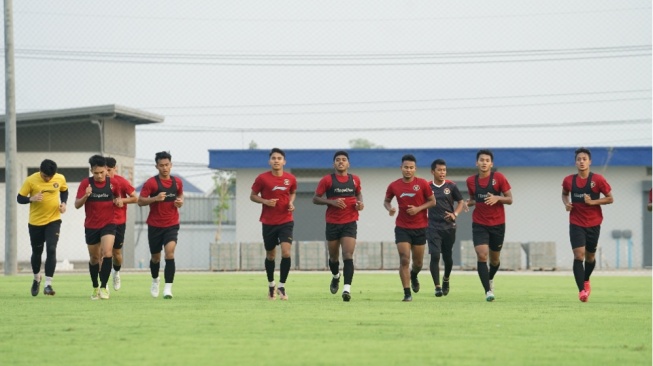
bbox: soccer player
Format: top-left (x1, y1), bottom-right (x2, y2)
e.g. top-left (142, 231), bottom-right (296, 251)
top-left (313, 150), bottom-right (364, 302)
top-left (105, 157), bottom-right (138, 291)
top-left (384, 154), bottom-right (436, 302)
top-left (465, 149), bottom-right (513, 302)
top-left (17, 159), bottom-right (68, 296)
top-left (250, 147), bottom-right (297, 300)
top-left (138, 151), bottom-right (184, 299)
top-left (427, 159), bottom-right (466, 297)
top-left (561, 147), bottom-right (613, 302)
top-left (75, 155), bottom-right (123, 300)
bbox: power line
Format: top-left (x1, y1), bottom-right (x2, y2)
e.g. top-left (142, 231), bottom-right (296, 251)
top-left (141, 97), bottom-right (651, 118)
top-left (142, 89), bottom-right (651, 110)
top-left (137, 118), bottom-right (651, 133)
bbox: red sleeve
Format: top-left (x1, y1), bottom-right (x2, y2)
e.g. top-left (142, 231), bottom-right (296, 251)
top-left (562, 175), bottom-right (572, 192)
top-left (421, 179), bottom-right (433, 200)
top-left (314, 175), bottom-right (331, 196)
top-left (497, 172), bottom-right (511, 193)
top-left (251, 174), bottom-right (263, 194)
top-left (139, 178), bottom-right (156, 197)
top-left (595, 174), bottom-right (611, 195)
top-left (466, 176), bottom-right (475, 197)
top-left (385, 182), bottom-right (395, 200)
top-left (353, 174), bottom-right (362, 194)
top-left (175, 176), bottom-right (184, 196)
top-left (289, 175), bottom-right (297, 194)
top-left (76, 179), bottom-right (89, 199)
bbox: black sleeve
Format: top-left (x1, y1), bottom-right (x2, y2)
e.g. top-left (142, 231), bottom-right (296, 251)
top-left (17, 194), bottom-right (30, 204)
top-left (60, 190), bottom-right (69, 204)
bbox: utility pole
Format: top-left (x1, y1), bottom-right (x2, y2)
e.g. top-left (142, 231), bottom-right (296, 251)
top-left (4, 0), bottom-right (18, 275)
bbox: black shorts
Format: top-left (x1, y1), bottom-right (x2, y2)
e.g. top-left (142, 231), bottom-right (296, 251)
top-left (394, 227), bottom-right (426, 246)
top-left (28, 220), bottom-right (62, 248)
top-left (114, 223), bottom-right (126, 249)
top-left (428, 228), bottom-right (456, 255)
top-left (262, 221), bottom-right (294, 251)
top-left (472, 223), bottom-right (505, 252)
top-left (325, 221), bottom-right (357, 241)
top-left (569, 224), bottom-right (601, 253)
top-left (85, 224), bottom-right (117, 245)
top-left (148, 225), bottom-right (179, 254)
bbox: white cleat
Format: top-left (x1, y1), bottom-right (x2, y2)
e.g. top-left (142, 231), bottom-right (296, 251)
top-left (150, 278), bottom-right (160, 298)
top-left (113, 270), bottom-right (121, 291)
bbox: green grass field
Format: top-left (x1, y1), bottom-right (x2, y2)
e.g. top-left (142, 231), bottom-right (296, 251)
top-left (0, 272), bottom-right (650, 366)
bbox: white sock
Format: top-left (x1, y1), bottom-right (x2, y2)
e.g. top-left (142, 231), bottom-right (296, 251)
top-left (278, 282), bottom-right (285, 288)
top-left (269, 281), bottom-right (275, 287)
top-left (343, 284), bottom-right (351, 292)
top-left (114, 270), bottom-right (120, 276)
top-left (164, 283), bottom-right (173, 292)
top-left (333, 273), bottom-right (341, 279)
top-left (34, 273), bottom-right (41, 281)
top-left (45, 276), bottom-right (53, 286)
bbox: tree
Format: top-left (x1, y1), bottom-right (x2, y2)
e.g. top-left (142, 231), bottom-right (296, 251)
top-left (348, 138), bottom-right (383, 149)
top-left (212, 170), bottom-right (235, 242)
top-left (248, 140), bottom-right (258, 149)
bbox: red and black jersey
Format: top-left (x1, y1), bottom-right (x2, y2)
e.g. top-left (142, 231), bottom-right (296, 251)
top-left (428, 180), bottom-right (463, 230)
top-left (562, 172), bottom-right (611, 227)
top-left (251, 171), bottom-right (297, 225)
top-left (385, 177), bottom-right (433, 229)
top-left (76, 177), bottom-right (121, 229)
top-left (315, 173), bottom-right (362, 224)
top-left (140, 175), bottom-right (184, 228)
top-left (466, 171), bottom-right (511, 226)
top-left (111, 174), bottom-right (135, 225)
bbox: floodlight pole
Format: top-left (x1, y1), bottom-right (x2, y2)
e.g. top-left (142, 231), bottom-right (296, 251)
top-left (4, 0), bottom-right (18, 275)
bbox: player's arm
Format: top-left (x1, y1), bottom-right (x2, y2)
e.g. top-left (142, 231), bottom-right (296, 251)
top-left (288, 191), bottom-right (296, 211)
top-left (413, 193), bottom-right (436, 213)
top-left (585, 191), bottom-right (613, 206)
top-left (355, 191), bottom-right (364, 211)
top-left (383, 197), bottom-right (396, 216)
top-left (123, 190), bottom-right (138, 205)
top-left (138, 192), bottom-right (166, 206)
top-left (499, 189), bottom-right (513, 205)
top-left (74, 186), bottom-right (91, 209)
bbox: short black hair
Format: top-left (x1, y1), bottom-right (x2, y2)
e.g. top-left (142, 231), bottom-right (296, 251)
top-left (430, 158), bottom-right (446, 171)
top-left (333, 150), bottom-right (349, 161)
top-left (476, 149), bottom-right (494, 162)
top-left (575, 147), bottom-right (591, 160)
top-left (155, 151), bottom-right (172, 163)
top-left (40, 159), bottom-right (58, 177)
top-left (88, 154), bottom-right (106, 168)
top-left (401, 154), bottom-right (416, 164)
top-left (270, 147), bottom-right (285, 158)
top-left (105, 157), bottom-right (117, 168)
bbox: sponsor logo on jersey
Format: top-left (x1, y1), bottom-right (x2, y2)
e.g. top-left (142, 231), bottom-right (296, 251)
top-left (400, 192), bottom-right (416, 198)
top-left (444, 188), bottom-right (451, 195)
top-left (272, 186), bottom-right (288, 191)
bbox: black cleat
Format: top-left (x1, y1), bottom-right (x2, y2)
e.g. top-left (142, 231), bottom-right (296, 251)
top-left (43, 285), bottom-right (56, 296)
top-left (442, 280), bottom-right (450, 296)
top-left (402, 294), bottom-right (413, 302)
top-left (410, 276), bottom-right (420, 293)
top-left (435, 287), bottom-right (443, 297)
top-left (342, 291), bottom-right (351, 302)
top-left (330, 276), bottom-right (340, 294)
top-left (31, 279), bottom-right (41, 297)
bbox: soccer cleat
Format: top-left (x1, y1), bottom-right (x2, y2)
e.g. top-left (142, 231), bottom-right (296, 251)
top-left (584, 281), bottom-right (591, 298)
top-left (486, 291), bottom-right (495, 302)
top-left (113, 271), bottom-right (121, 291)
top-left (330, 276), bottom-right (340, 294)
top-left (150, 278), bottom-right (160, 298)
top-left (442, 280), bottom-right (450, 296)
top-left (402, 294), bottom-right (413, 302)
top-left (43, 285), bottom-right (56, 296)
top-left (163, 289), bottom-right (173, 300)
top-left (268, 286), bottom-right (276, 300)
top-left (435, 287), bottom-right (443, 297)
top-left (99, 288), bottom-right (110, 300)
top-left (579, 290), bottom-right (589, 302)
top-left (342, 291), bottom-right (351, 302)
top-left (410, 275), bottom-right (420, 293)
top-left (276, 287), bottom-right (288, 300)
top-left (91, 287), bottom-right (99, 300)
top-left (31, 278), bottom-right (41, 297)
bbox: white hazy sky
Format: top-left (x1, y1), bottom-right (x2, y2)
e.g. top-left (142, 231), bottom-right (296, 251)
top-left (2, 0), bottom-right (651, 189)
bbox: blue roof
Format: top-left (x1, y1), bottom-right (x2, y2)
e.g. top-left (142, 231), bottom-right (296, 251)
top-left (208, 146), bottom-right (652, 169)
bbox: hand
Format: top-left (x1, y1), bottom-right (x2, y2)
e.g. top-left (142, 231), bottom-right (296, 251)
top-left (114, 197), bottom-right (124, 208)
top-left (355, 201), bottom-right (364, 211)
top-left (288, 203), bottom-right (295, 212)
top-left (85, 186), bottom-right (92, 198)
top-left (174, 197), bottom-right (184, 208)
top-left (406, 205), bottom-right (418, 216)
top-left (155, 192), bottom-right (167, 202)
top-left (564, 202), bottom-right (573, 212)
top-left (484, 192), bottom-right (499, 206)
top-left (583, 194), bottom-right (593, 205)
top-left (444, 211), bottom-right (456, 222)
top-left (462, 200), bottom-right (470, 212)
top-left (388, 207), bottom-right (396, 216)
top-left (31, 192), bottom-right (44, 202)
top-left (332, 198), bottom-right (347, 209)
top-left (264, 198), bottom-right (278, 207)
top-left (59, 202), bottom-right (67, 214)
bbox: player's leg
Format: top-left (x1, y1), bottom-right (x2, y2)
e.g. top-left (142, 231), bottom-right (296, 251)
top-left (28, 224), bottom-right (45, 296)
top-left (162, 236), bottom-right (178, 299)
top-left (410, 241), bottom-right (425, 295)
top-left (473, 223), bottom-right (492, 300)
top-left (569, 224), bottom-right (589, 301)
top-left (112, 224), bottom-right (125, 291)
top-left (326, 226), bottom-right (341, 294)
top-left (87, 234), bottom-right (102, 300)
top-left (148, 226), bottom-right (163, 298)
top-left (276, 221), bottom-right (294, 300)
top-left (262, 224), bottom-right (278, 299)
top-left (340, 235), bottom-right (356, 301)
top-left (427, 235), bottom-right (443, 297)
top-left (42, 221), bottom-right (61, 296)
top-left (487, 225), bottom-right (505, 293)
top-left (98, 229), bottom-right (115, 299)
top-left (396, 241), bottom-right (412, 301)
top-left (441, 228), bottom-right (455, 296)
